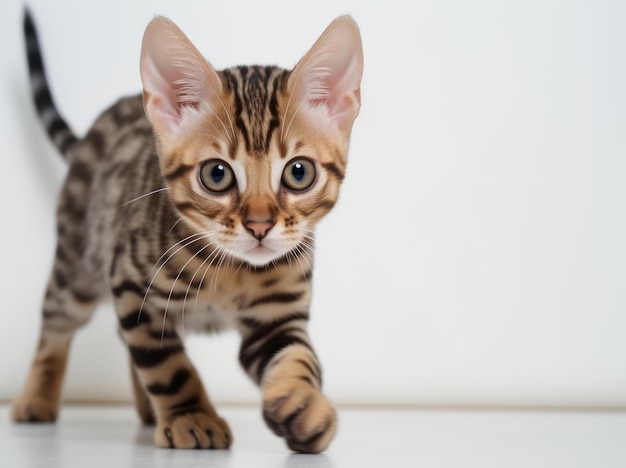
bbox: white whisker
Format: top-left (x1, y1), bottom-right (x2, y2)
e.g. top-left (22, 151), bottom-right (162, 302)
top-left (120, 187), bottom-right (169, 207)
top-left (214, 95), bottom-right (236, 142)
top-left (209, 248), bottom-right (228, 300)
top-left (149, 232), bottom-right (212, 277)
top-left (232, 256), bottom-right (246, 277)
top-left (281, 58), bottom-right (307, 141)
top-left (138, 232), bottom-right (216, 322)
top-left (161, 241), bottom-right (216, 345)
top-left (167, 217), bottom-right (183, 234)
top-left (182, 244), bottom-right (223, 335)
top-left (194, 247), bottom-right (224, 314)
top-left (283, 101), bottom-right (305, 142)
top-left (293, 244), bottom-right (312, 277)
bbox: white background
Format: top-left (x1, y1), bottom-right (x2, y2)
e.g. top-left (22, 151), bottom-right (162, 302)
top-left (1, 0), bottom-right (625, 408)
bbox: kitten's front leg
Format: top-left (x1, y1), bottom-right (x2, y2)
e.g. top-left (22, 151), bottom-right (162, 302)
top-left (113, 287), bottom-right (231, 449)
top-left (239, 317), bottom-right (337, 453)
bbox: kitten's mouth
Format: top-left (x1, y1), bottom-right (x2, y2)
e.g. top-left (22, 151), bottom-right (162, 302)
top-left (248, 242), bottom-right (276, 256)
top-left (250, 242), bottom-right (269, 251)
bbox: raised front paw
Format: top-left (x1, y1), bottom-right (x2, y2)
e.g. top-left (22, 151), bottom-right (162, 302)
top-left (11, 395), bottom-right (58, 423)
top-left (263, 381), bottom-right (337, 453)
top-left (155, 412), bottom-right (232, 449)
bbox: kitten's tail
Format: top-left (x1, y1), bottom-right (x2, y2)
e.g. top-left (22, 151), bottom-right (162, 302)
top-left (23, 8), bottom-right (78, 157)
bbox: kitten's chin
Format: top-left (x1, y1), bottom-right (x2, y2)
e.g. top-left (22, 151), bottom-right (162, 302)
top-left (237, 244), bottom-right (284, 267)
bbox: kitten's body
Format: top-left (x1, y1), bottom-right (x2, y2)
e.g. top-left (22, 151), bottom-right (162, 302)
top-left (13, 12), bottom-right (362, 453)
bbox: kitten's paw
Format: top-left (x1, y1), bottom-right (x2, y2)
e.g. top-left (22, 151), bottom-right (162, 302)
top-left (11, 395), bottom-right (58, 423)
top-left (263, 381), bottom-right (337, 453)
top-left (155, 412), bottom-right (232, 449)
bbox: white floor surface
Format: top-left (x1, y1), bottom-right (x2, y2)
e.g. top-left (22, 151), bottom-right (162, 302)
top-left (2, 404), bottom-right (626, 467)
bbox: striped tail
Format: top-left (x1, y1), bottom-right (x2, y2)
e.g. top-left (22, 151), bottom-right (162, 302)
top-left (24, 8), bottom-right (78, 157)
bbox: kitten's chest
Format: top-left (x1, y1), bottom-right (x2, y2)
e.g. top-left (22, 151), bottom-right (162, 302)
top-left (180, 302), bottom-right (237, 334)
top-left (144, 255), bottom-right (307, 334)
top-left (146, 265), bottom-right (245, 333)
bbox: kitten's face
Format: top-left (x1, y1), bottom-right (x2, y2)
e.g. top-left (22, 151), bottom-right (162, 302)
top-left (161, 67), bottom-right (348, 266)
top-left (140, 17), bottom-right (362, 267)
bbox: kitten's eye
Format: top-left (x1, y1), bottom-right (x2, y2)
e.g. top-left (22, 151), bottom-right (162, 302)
top-left (199, 160), bottom-right (236, 193)
top-left (282, 158), bottom-right (316, 191)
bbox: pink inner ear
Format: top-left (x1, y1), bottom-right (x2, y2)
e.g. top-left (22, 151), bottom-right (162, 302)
top-left (141, 54), bottom-right (181, 130)
top-left (295, 17), bottom-right (363, 131)
top-left (145, 93), bottom-right (180, 134)
top-left (328, 51), bottom-right (363, 116)
top-left (139, 17), bottom-right (220, 135)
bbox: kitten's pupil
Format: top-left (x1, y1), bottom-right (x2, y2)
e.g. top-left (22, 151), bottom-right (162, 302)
top-left (212, 165), bottom-right (225, 183)
top-left (292, 163), bottom-right (305, 181)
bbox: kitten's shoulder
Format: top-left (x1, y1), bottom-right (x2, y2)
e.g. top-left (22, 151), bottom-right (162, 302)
top-left (70, 94), bottom-right (154, 162)
top-left (79, 94), bottom-right (151, 155)
top-left (96, 93), bottom-right (148, 129)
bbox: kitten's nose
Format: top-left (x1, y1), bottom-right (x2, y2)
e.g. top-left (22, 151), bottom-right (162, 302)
top-left (244, 218), bottom-right (275, 240)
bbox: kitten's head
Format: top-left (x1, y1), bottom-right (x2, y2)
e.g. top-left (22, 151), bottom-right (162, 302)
top-left (139, 16), bottom-right (362, 267)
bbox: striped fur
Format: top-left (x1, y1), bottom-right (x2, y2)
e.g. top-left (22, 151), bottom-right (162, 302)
top-left (23, 10), bottom-right (78, 155)
top-left (13, 10), bottom-right (362, 454)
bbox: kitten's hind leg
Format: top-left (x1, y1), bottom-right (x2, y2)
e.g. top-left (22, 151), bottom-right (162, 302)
top-left (12, 254), bottom-right (100, 423)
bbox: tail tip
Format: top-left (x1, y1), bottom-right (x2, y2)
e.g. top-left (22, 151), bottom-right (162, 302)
top-left (23, 5), bottom-right (35, 36)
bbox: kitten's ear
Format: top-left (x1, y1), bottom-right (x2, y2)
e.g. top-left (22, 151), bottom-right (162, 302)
top-left (140, 17), bottom-right (221, 137)
top-left (290, 16), bottom-right (363, 133)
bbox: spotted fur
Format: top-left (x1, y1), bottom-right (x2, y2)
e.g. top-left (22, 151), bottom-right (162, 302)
top-left (13, 9), bottom-right (362, 454)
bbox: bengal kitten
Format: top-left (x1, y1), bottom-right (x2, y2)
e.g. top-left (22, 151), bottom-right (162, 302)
top-left (13, 10), bottom-right (362, 453)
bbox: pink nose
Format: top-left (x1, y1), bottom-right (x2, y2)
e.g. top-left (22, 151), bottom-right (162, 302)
top-left (244, 219), bottom-right (275, 240)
